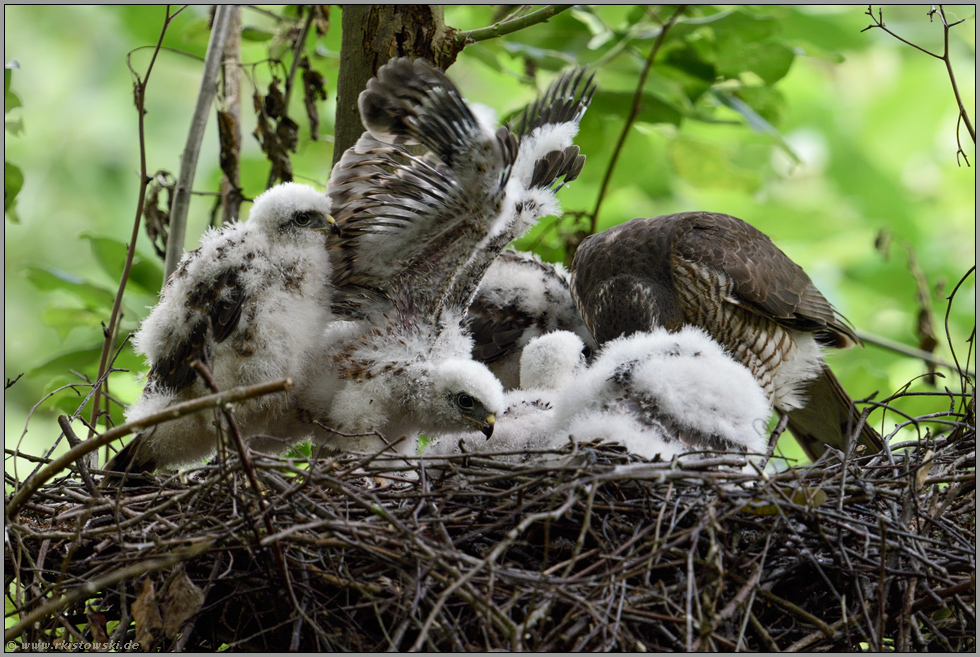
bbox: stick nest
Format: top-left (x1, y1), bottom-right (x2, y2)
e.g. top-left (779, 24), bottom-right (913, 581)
top-left (5, 424), bottom-right (976, 652)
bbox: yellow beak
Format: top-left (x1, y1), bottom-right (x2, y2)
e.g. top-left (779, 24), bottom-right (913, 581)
top-left (481, 413), bottom-right (496, 439)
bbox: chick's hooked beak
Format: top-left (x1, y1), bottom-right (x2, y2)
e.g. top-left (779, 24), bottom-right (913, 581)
top-left (317, 214), bottom-right (342, 237)
top-left (481, 414), bottom-right (495, 440)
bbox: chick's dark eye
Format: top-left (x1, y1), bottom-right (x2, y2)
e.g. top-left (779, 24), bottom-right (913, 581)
top-left (455, 393), bottom-right (475, 411)
top-left (293, 211), bottom-right (313, 227)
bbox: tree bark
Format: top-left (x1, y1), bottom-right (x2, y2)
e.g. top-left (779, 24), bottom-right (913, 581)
top-left (332, 4), bottom-right (460, 166)
top-left (219, 5), bottom-right (242, 225)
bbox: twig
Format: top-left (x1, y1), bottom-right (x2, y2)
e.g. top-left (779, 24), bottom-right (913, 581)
top-left (589, 5), bottom-right (686, 233)
top-left (189, 360), bottom-right (292, 592)
top-left (165, 4), bottom-right (236, 278)
top-left (456, 5), bottom-right (573, 44)
top-left (855, 329), bottom-right (972, 376)
top-left (409, 490), bottom-right (581, 651)
top-left (6, 378), bottom-right (292, 519)
top-left (57, 416), bottom-right (101, 500)
top-left (3, 541), bottom-right (214, 644)
top-left (942, 266), bottom-right (976, 387)
top-left (88, 6), bottom-right (180, 439)
top-left (863, 5), bottom-right (975, 164)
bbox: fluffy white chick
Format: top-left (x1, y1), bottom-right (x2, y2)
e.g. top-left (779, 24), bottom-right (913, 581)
top-left (106, 183), bottom-right (337, 474)
top-left (549, 327), bottom-right (771, 463)
top-left (426, 331), bottom-right (587, 460)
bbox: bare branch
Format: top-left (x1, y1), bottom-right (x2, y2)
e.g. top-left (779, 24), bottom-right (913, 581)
top-left (456, 5), bottom-right (573, 45)
top-left (856, 328), bottom-right (974, 377)
top-left (6, 378), bottom-right (292, 519)
top-left (88, 6), bottom-right (178, 439)
top-left (219, 5), bottom-right (242, 225)
top-left (164, 5), bottom-right (236, 278)
top-left (864, 5), bottom-right (975, 164)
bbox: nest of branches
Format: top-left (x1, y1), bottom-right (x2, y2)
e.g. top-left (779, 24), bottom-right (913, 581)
top-left (4, 410), bottom-right (975, 652)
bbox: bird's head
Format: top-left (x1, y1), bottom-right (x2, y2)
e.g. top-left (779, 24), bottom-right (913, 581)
top-left (426, 359), bottom-right (504, 439)
top-left (248, 182), bottom-right (339, 243)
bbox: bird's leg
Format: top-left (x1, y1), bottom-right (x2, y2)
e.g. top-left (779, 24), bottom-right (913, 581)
top-left (764, 412), bottom-right (790, 467)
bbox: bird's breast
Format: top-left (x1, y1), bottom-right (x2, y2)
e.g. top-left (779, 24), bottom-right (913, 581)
top-left (675, 258), bottom-right (801, 408)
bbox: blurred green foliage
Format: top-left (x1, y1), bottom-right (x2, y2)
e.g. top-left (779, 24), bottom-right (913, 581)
top-left (4, 5), bottom-right (975, 470)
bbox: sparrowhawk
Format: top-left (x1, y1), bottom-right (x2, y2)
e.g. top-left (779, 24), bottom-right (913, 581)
top-left (569, 212), bottom-right (884, 461)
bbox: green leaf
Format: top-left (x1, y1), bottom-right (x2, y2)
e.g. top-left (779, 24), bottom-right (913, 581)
top-left (668, 136), bottom-right (761, 192)
top-left (4, 65), bottom-right (22, 114)
top-left (29, 342), bottom-right (143, 380)
top-left (569, 7), bottom-right (614, 50)
top-left (718, 40), bottom-right (795, 85)
top-left (42, 306), bottom-right (107, 341)
top-left (5, 160), bottom-right (23, 219)
top-left (707, 9), bottom-right (780, 44)
top-left (730, 85), bottom-right (786, 126)
top-left (500, 41), bottom-right (580, 71)
top-left (81, 233), bottom-right (164, 294)
top-left (241, 27), bottom-right (274, 42)
top-left (590, 90), bottom-right (683, 127)
top-left (464, 43), bottom-right (503, 73)
top-left (25, 266), bottom-right (116, 311)
top-left (5, 115), bottom-right (24, 137)
top-left (28, 344), bottom-right (105, 380)
top-left (713, 90), bottom-right (800, 164)
top-left (662, 43), bottom-right (717, 84)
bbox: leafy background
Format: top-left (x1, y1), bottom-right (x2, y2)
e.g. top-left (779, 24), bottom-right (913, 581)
top-left (4, 5), bottom-right (975, 473)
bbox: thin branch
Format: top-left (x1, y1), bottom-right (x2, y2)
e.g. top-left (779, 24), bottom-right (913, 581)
top-left (3, 541), bottom-right (214, 644)
top-left (57, 416), bottom-right (102, 500)
top-left (6, 378), bottom-right (293, 519)
top-left (855, 329), bottom-right (974, 377)
top-left (164, 4), bottom-right (236, 278)
top-left (219, 5), bottom-right (242, 225)
top-left (942, 265), bottom-right (976, 387)
top-left (190, 360), bottom-right (290, 582)
top-left (88, 6), bottom-right (178, 439)
top-left (590, 5), bottom-right (686, 233)
top-left (936, 6), bottom-right (975, 145)
top-left (863, 5), bottom-right (975, 165)
top-left (861, 6), bottom-right (943, 58)
top-left (456, 5), bottom-right (573, 44)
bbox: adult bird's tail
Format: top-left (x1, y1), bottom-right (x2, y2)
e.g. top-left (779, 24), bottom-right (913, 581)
top-left (101, 434), bottom-right (157, 485)
top-left (785, 365), bottom-right (883, 461)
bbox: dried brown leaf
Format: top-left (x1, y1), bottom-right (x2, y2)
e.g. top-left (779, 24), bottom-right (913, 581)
top-left (162, 571), bottom-right (205, 638)
top-left (131, 578), bottom-right (163, 648)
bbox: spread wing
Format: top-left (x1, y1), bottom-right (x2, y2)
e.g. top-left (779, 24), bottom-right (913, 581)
top-left (328, 58), bottom-right (515, 321)
top-left (441, 68), bottom-right (597, 314)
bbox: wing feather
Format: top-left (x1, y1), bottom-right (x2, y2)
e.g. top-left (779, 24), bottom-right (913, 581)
top-left (146, 267), bottom-right (248, 393)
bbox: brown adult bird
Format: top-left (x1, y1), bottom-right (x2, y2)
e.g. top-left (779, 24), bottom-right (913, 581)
top-left (569, 212), bottom-right (883, 461)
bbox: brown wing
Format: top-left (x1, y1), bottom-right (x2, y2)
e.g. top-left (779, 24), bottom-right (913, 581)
top-left (572, 213), bottom-right (858, 349)
top-left (672, 212), bottom-right (858, 348)
top-left (149, 268), bottom-right (248, 393)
